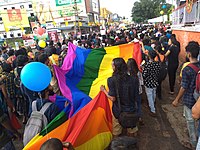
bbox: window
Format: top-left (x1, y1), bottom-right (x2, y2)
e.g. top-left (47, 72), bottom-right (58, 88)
top-left (10, 34), bottom-right (14, 37)
top-left (3, 34), bottom-right (7, 38)
top-left (30, 13), bottom-right (34, 17)
top-left (29, 4), bottom-right (32, 8)
top-left (12, 7), bottom-right (15, 9)
top-left (4, 8), bottom-right (7, 10)
top-left (0, 17), bottom-right (2, 21)
top-left (17, 33), bottom-right (21, 37)
top-left (20, 5), bottom-right (24, 9)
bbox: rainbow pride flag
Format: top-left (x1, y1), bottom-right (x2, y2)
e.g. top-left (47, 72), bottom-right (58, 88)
top-left (24, 92), bottom-right (112, 150)
top-left (23, 42), bottom-right (142, 149)
top-left (54, 42), bottom-right (141, 116)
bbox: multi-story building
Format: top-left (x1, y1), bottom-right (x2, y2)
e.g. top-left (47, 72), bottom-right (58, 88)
top-left (100, 8), bottom-right (112, 28)
top-left (0, 0), bottom-right (101, 38)
top-left (0, 0), bottom-right (34, 39)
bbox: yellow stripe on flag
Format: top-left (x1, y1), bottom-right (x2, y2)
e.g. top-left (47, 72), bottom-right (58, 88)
top-left (88, 45), bottom-right (120, 98)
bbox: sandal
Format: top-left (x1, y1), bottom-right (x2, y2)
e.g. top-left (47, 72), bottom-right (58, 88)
top-left (168, 91), bottom-right (174, 95)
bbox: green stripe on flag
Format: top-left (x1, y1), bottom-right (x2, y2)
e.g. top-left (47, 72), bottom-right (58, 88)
top-left (77, 48), bottom-right (106, 95)
top-left (40, 111), bottom-right (67, 136)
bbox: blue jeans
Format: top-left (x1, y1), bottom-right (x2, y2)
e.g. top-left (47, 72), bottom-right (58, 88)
top-left (145, 87), bottom-right (156, 113)
top-left (197, 137), bottom-right (200, 150)
top-left (1, 141), bottom-right (15, 150)
top-left (184, 105), bottom-right (197, 148)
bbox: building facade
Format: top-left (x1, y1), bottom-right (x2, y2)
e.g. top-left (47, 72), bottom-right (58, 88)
top-left (172, 0), bottom-right (200, 61)
top-left (0, 0), bottom-right (101, 39)
top-left (0, 0), bottom-right (33, 39)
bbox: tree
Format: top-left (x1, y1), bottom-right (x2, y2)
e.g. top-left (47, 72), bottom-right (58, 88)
top-left (131, 0), bottom-right (170, 23)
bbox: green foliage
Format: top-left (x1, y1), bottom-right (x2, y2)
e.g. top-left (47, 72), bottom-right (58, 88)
top-left (131, 0), bottom-right (172, 23)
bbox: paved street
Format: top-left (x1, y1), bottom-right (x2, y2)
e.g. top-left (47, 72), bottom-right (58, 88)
top-left (14, 79), bottom-right (193, 150)
top-left (137, 79), bottom-right (191, 150)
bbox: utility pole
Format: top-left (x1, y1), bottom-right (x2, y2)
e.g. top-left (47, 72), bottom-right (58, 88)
top-left (74, 0), bottom-right (77, 35)
top-left (74, 0), bottom-right (81, 35)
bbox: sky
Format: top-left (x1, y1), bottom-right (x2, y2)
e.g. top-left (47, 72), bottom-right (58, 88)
top-left (100, 0), bottom-right (138, 19)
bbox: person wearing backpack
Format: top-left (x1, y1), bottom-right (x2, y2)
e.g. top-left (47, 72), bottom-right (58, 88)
top-left (14, 55), bottom-right (29, 124)
top-left (23, 86), bottom-right (60, 146)
top-left (172, 41), bottom-right (200, 149)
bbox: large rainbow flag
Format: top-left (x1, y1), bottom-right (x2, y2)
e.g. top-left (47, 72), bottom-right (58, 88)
top-left (23, 42), bottom-right (142, 150)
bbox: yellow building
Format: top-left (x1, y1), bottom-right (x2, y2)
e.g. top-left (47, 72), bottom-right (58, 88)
top-left (100, 8), bottom-right (112, 20)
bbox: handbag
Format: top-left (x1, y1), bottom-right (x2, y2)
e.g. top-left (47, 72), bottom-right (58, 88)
top-left (114, 77), bottom-right (139, 128)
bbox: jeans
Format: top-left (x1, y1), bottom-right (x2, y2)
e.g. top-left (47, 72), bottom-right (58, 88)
top-left (1, 141), bottom-right (15, 150)
top-left (184, 105), bottom-right (197, 148)
top-left (197, 120), bottom-right (200, 137)
top-left (197, 137), bottom-right (200, 150)
top-left (145, 87), bottom-right (156, 113)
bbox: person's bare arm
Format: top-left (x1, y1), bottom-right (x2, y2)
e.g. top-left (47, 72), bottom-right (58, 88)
top-left (164, 50), bottom-right (171, 57)
top-left (100, 85), bottom-right (116, 102)
top-left (172, 87), bottom-right (185, 107)
top-left (192, 97), bottom-right (200, 119)
top-left (139, 41), bottom-right (145, 53)
top-left (62, 142), bottom-right (75, 150)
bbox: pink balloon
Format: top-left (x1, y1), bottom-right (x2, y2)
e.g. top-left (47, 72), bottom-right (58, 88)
top-left (37, 27), bottom-right (44, 36)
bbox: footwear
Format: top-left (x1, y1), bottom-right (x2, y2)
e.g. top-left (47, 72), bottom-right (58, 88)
top-left (149, 111), bottom-right (156, 117)
top-left (139, 118), bottom-right (144, 126)
top-left (127, 132), bottom-right (137, 137)
top-left (168, 91), bottom-right (174, 95)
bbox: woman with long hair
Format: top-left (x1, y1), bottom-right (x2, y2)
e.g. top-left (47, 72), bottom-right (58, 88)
top-left (127, 58), bottom-right (144, 125)
top-left (100, 57), bottom-right (139, 137)
top-left (165, 34), bottom-right (180, 94)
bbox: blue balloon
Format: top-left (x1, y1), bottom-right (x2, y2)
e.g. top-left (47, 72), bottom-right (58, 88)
top-left (130, 31), bottom-right (133, 35)
top-left (21, 62), bottom-right (52, 92)
top-left (162, 5), bottom-right (167, 9)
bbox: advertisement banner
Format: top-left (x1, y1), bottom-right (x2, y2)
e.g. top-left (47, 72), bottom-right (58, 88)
top-left (1, 9), bottom-right (30, 29)
top-left (55, 0), bottom-right (82, 6)
top-left (32, 0), bottom-right (60, 24)
top-left (31, 22), bottom-right (49, 41)
top-left (48, 30), bottom-right (58, 43)
top-left (32, 0), bottom-right (87, 23)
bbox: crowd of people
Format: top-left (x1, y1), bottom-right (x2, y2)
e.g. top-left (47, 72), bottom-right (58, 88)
top-left (0, 23), bottom-right (200, 150)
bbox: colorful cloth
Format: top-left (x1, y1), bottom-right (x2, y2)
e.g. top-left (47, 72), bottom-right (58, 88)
top-left (24, 42), bottom-right (142, 150)
top-left (23, 92), bottom-right (112, 150)
top-left (54, 42), bottom-right (142, 116)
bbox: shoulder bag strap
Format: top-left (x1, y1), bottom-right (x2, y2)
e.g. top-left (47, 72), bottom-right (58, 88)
top-left (40, 102), bottom-right (52, 114)
top-left (32, 101), bottom-right (37, 112)
top-left (114, 76), bottom-right (121, 112)
top-left (188, 63), bottom-right (200, 73)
